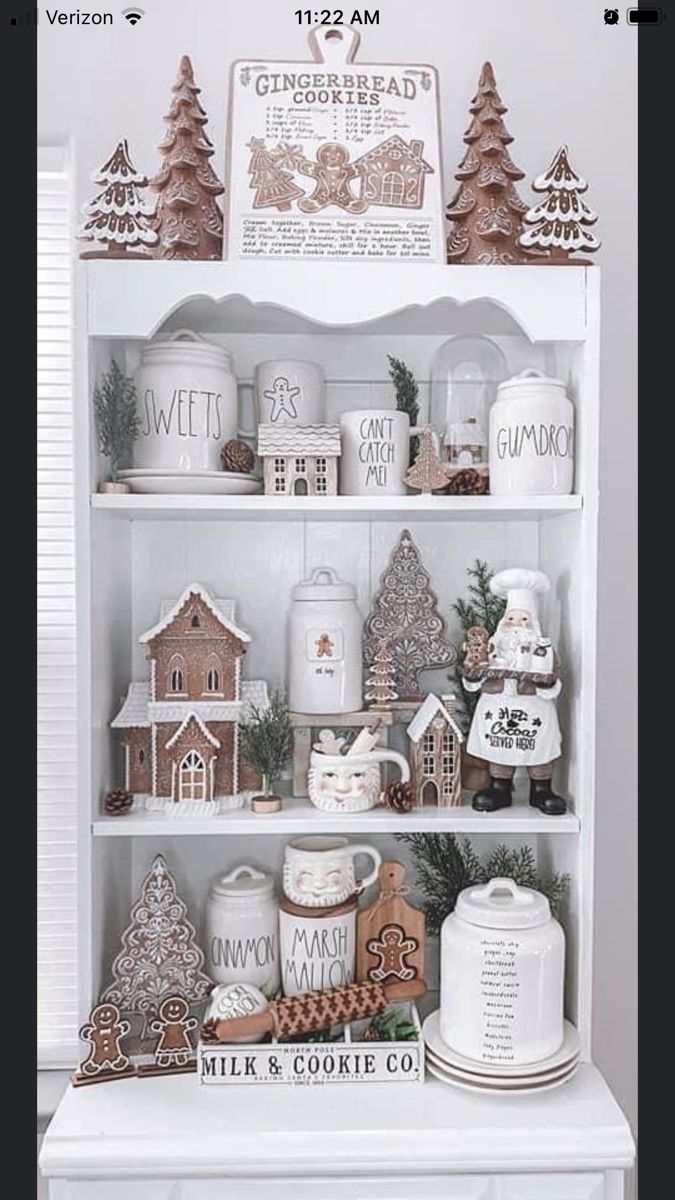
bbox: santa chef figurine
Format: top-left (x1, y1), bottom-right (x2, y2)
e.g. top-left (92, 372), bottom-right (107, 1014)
top-left (462, 568), bottom-right (566, 816)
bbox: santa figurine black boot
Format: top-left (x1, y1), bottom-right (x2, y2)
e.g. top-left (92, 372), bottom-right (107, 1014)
top-left (529, 778), bottom-right (567, 816)
top-left (472, 776), bottom-right (513, 813)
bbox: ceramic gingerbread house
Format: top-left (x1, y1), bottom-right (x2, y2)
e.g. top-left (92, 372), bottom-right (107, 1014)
top-left (354, 136), bottom-right (434, 210)
top-left (406, 693), bottom-right (464, 807)
top-left (111, 584), bottom-right (268, 812)
top-left (257, 424), bottom-right (340, 496)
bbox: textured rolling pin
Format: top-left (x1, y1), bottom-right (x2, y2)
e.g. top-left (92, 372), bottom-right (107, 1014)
top-left (211, 978), bottom-right (426, 1042)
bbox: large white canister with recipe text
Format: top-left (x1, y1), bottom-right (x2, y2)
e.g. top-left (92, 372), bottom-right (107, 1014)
top-left (135, 330), bottom-right (238, 471)
top-left (205, 866), bottom-right (280, 997)
top-left (440, 878), bottom-right (565, 1065)
top-left (288, 567), bottom-right (363, 714)
top-left (489, 369), bottom-right (574, 495)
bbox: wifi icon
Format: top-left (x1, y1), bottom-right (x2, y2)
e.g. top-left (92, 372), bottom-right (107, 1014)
top-left (122, 6), bottom-right (144, 24)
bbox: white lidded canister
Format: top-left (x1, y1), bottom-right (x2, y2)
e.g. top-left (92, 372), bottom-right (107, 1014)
top-left (288, 567), bottom-right (363, 714)
top-left (489, 369), bottom-right (574, 495)
top-left (135, 330), bottom-right (238, 471)
top-left (440, 877), bottom-right (565, 1065)
top-left (205, 865), bottom-right (280, 996)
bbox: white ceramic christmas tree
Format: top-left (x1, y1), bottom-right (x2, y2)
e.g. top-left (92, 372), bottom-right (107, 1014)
top-left (365, 643), bottom-right (399, 710)
top-left (78, 139), bottom-right (157, 259)
top-left (519, 145), bottom-right (600, 264)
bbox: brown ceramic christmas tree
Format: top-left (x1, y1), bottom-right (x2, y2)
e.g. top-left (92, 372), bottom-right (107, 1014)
top-left (404, 428), bottom-right (449, 495)
top-left (519, 145), bottom-right (600, 264)
top-left (446, 62), bottom-right (533, 265)
top-left (151, 55), bottom-right (224, 260)
top-left (78, 139), bottom-right (158, 260)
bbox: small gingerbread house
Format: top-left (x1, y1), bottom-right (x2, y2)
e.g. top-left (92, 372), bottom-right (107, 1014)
top-left (406, 693), bottom-right (464, 808)
top-left (112, 584), bottom-right (268, 811)
top-left (354, 136), bottom-right (433, 210)
top-left (443, 417), bottom-right (488, 468)
top-left (257, 424), bottom-right (341, 496)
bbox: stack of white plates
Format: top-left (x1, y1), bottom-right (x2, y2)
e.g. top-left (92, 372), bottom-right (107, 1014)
top-left (422, 1011), bottom-right (580, 1095)
top-left (118, 470), bottom-right (262, 495)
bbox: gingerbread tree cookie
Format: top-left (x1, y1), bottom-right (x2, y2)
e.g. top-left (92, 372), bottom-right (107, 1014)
top-left (247, 138), bottom-right (305, 211)
top-left (404, 427), bottom-right (449, 495)
top-left (78, 139), bottom-right (157, 260)
top-left (150, 55), bottom-right (225, 260)
top-left (519, 145), bottom-right (600, 264)
top-left (446, 62), bottom-right (533, 265)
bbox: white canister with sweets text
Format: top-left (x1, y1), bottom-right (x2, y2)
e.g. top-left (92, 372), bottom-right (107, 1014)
top-left (135, 331), bottom-right (238, 471)
top-left (440, 878), bottom-right (565, 1065)
top-left (489, 369), bottom-right (574, 495)
top-left (205, 866), bottom-right (280, 996)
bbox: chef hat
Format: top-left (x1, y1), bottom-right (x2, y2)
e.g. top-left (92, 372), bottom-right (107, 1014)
top-left (490, 568), bottom-right (550, 618)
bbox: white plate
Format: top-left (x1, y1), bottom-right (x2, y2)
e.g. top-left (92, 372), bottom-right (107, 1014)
top-left (426, 1055), bottom-right (578, 1095)
top-left (118, 470), bottom-right (262, 495)
top-left (423, 1010), bottom-right (581, 1078)
top-left (425, 1044), bottom-right (578, 1087)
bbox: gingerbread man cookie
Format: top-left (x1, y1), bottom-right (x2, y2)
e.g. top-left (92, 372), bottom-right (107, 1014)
top-left (461, 625), bottom-right (491, 679)
top-left (315, 632), bottom-right (335, 658)
top-left (365, 923), bottom-right (418, 983)
top-left (298, 144), bottom-right (367, 214)
top-left (149, 995), bottom-right (197, 1068)
top-left (75, 1002), bottom-right (132, 1082)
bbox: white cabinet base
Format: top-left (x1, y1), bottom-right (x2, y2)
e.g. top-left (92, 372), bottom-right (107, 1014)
top-left (40, 1064), bottom-right (633, 1199)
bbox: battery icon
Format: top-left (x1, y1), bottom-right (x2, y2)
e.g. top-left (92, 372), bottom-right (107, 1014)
top-left (627, 7), bottom-right (663, 21)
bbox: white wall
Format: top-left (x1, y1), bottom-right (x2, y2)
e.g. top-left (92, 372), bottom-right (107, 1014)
top-left (38, 0), bottom-right (637, 1152)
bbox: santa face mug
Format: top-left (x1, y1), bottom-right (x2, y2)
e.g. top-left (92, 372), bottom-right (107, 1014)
top-left (308, 747), bottom-right (410, 813)
top-left (283, 836), bottom-right (382, 908)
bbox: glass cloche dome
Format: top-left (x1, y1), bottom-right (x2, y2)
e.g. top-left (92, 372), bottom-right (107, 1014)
top-left (430, 336), bottom-right (508, 494)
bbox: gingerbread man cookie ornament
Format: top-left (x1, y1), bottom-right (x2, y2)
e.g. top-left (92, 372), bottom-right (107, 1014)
top-left (298, 144), bottom-right (368, 214)
top-left (366, 924), bottom-right (418, 983)
top-left (72, 1002), bottom-right (135, 1086)
top-left (138, 994), bottom-right (198, 1076)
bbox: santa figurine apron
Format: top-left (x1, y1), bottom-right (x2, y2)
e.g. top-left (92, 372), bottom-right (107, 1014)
top-left (467, 675), bottom-right (562, 766)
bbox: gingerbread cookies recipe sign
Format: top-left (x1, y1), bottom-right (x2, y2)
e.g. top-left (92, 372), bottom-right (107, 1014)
top-left (226, 25), bottom-right (444, 262)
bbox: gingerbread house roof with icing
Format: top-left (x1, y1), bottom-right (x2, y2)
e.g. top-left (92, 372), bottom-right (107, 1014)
top-left (354, 136), bottom-right (434, 176)
top-left (407, 693), bottom-right (464, 744)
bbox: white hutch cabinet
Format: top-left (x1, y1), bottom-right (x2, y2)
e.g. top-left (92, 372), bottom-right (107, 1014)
top-left (39, 261), bottom-right (634, 1198)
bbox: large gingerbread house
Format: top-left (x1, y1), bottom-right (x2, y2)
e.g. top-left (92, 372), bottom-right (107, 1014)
top-left (406, 693), bottom-right (464, 807)
top-left (112, 584), bottom-right (268, 808)
top-left (354, 136), bottom-right (433, 209)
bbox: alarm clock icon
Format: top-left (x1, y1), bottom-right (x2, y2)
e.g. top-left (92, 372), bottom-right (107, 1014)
top-left (604, 9), bottom-right (619, 23)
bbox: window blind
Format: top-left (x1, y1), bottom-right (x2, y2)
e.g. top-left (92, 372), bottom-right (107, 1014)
top-left (37, 158), bottom-right (79, 1067)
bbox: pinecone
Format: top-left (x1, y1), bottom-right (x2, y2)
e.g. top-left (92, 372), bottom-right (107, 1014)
top-left (384, 780), bottom-right (415, 814)
top-left (447, 469), bottom-right (489, 496)
top-left (200, 1018), bottom-right (219, 1044)
top-left (220, 439), bottom-right (255, 474)
top-left (361, 1026), bottom-right (379, 1041)
top-left (104, 788), bottom-right (133, 816)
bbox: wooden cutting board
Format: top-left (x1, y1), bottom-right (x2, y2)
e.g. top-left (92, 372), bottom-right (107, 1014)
top-left (356, 860), bottom-right (426, 986)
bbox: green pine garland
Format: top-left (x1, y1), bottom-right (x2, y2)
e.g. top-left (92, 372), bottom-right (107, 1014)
top-left (93, 359), bottom-right (140, 481)
top-left (395, 832), bottom-right (569, 935)
top-left (388, 354), bottom-right (420, 462)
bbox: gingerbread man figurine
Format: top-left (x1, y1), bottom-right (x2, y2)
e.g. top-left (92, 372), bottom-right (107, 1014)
top-left (365, 923), bottom-right (418, 983)
top-left (315, 632), bottom-right (335, 658)
top-left (73, 1002), bottom-right (133, 1084)
top-left (149, 996), bottom-right (197, 1069)
top-left (298, 144), bottom-right (368, 214)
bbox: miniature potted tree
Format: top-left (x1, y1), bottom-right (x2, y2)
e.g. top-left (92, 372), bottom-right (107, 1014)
top-left (93, 359), bottom-right (140, 493)
top-left (239, 691), bottom-right (293, 814)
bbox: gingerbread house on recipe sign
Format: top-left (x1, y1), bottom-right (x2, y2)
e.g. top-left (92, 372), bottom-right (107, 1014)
top-left (354, 136), bottom-right (434, 209)
top-left (112, 585), bottom-right (268, 805)
top-left (406, 693), bottom-right (464, 807)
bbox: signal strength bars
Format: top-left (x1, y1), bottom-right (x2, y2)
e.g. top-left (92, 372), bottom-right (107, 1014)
top-left (10, 8), bottom-right (38, 22)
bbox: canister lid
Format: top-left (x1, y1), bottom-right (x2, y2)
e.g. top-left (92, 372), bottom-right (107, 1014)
top-left (455, 877), bottom-right (551, 929)
top-left (292, 567), bottom-right (356, 602)
top-left (497, 368), bottom-right (567, 398)
top-left (141, 329), bottom-right (233, 371)
top-left (210, 865), bottom-right (274, 900)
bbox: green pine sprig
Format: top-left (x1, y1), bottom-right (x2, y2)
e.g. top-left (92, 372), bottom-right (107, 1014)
top-left (448, 559), bottom-right (507, 729)
top-left (395, 833), bottom-right (569, 935)
top-left (93, 359), bottom-right (140, 481)
top-left (388, 354), bottom-right (420, 462)
top-left (238, 690), bottom-right (293, 795)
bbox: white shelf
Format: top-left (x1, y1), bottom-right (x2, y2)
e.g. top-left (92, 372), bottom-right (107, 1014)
top-left (85, 261), bottom-right (591, 340)
top-left (39, 1063), bottom-right (633, 1180)
top-left (91, 493), bottom-right (583, 522)
top-left (92, 797), bottom-right (579, 836)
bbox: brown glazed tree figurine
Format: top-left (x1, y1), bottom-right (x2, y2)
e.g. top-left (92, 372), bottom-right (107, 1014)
top-left (78, 139), bottom-right (158, 260)
top-left (519, 145), bottom-right (601, 264)
top-left (151, 55), bottom-right (224, 260)
top-left (446, 62), bottom-right (533, 265)
top-left (404, 427), bottom-right (449, 495)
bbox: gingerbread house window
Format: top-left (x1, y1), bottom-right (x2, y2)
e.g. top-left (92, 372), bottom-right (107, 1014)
top-left (423, 753), bottom-right (435, 776)
top-left (382, 171), bottom-right (405, 205)
top-left (295, 458), bottom-right (307, 473)
top-left (179, 750), bottom-right (206, 801)
top-left (191, 613), bottom-right (200, 628)
top-left (423, 733), bottom-right (434, 754)
top-left (138, 749), bottom-right (145, 765)
top-left (205, 657), bottom-right (221, 694)
top-left (274, 458), bottom-right (286, 493)
top-left (168, 655), bottom-right (186, 694)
